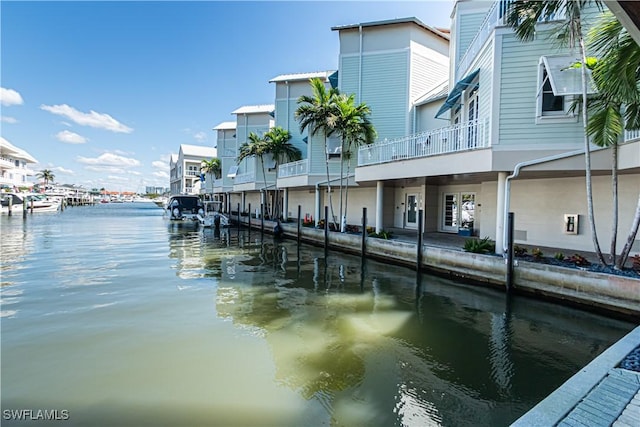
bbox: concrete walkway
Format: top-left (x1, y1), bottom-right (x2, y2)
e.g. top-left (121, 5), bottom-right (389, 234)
top-left (512, 326), bottom-right (640, 427)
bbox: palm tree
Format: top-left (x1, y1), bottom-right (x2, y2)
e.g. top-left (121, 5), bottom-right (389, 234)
top-left (201, 157), bottom-right (221, 199)
top-left (237, 132), bottom-right (268, 215)
top-left (330, 93), bottom-right (376, 231)
top-left (263, 126), bottom-right (302, 219)
top-left (506, 0), bottom-right (607, 264)
top-left (296, 77), bottom-right (341, 228)
top-left (36, 169), bottom-right (55, 188)
top-left (586, 11), bottom-right (640, 269)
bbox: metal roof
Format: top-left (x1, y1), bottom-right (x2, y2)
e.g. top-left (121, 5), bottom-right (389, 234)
top-left (331, 17), bottom-right (450, 41)
top-left (179, 144), bottom-right (217, 158)
top-left (0, 137), bottom-right (38, 163)
top-left (269, 70), bottom-right (336, 83)
top-left (212, 121), bottom-right (236, 130)
top-left (231, 104), bottom-right (275, 115)
top-left (414, 80), bottom-right (449, 106)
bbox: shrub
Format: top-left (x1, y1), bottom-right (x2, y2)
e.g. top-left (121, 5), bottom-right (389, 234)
top-left (554, 252), bottom-right (565, 261)
top-left (368, 229), bottom-right (393, 240)
top-left (532, 248), bottom-right (544, 260)
top-left (632, 254), bottom-right (640, 272)
top-left (567, 253), bottom-right (590, 267)
top-left (513, 245), bottom-right (528, 257)
top-left (463, 237), bottom-right (495, 254)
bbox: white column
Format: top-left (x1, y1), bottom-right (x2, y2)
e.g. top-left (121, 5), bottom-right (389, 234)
top-left (376, 180), bottom-right (384, 233)
top-left (495, 172), bottom-right (507, 255)
top-left (283, 188), bottom-right (289, 221)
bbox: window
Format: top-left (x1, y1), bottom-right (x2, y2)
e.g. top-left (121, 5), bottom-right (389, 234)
top-left (541, 68), bottom-right (565, 116)
top-left (326, 136), bottom-right (341, 158)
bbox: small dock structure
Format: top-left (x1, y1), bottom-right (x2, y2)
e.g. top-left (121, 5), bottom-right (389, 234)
top-left (512, 326), bottom-right (640, 427)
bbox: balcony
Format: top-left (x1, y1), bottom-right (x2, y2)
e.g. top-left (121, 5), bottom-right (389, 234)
top-left (278, 159), bottom-right (309, 178)
top-left (358, 118), bottom-right (489, 167)
top-left (234, 171), bottom-right (255, 185)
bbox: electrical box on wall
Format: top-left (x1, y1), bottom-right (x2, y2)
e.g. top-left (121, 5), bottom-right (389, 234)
top-left (564, 214), bottom-right (579, 234)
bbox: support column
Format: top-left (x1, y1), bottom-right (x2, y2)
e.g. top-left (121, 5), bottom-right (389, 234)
top-left (283, 188), bottom-right (289, 221)
top-left (376, 180), bottom-right (384, 233)
top-left (495, 172), bottom-right (507, 255)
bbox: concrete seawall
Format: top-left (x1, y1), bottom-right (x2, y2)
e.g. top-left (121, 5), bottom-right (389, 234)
top-left (239, 218), bottom-right (640, 318)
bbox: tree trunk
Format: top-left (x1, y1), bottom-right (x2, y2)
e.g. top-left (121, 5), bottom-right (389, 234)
top-left (339, 138), bottom-right (345, 232)
top-left (609, 142), bottom-right (618, 265)
top-left (616, 192), bottom-right (640, 270)
top-left (323, 135), bottom-right (337, 229)
top-left (580, 37), bottom-right (606, 265)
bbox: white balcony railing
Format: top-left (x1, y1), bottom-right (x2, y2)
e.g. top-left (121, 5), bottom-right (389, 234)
top-left (624, 129), bottom-right (640, 142)
top-left (278, 159), bottom-right (309, 178)
top-left (358, 118), bottom-right (489, 167)
top-left (234, 171), bottom-right (255, 184)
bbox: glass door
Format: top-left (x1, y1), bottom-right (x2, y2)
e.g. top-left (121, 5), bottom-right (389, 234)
top-left (442, 193), bottom-right (458, 232)
top-left (406, 194), bottom-right (418, 229)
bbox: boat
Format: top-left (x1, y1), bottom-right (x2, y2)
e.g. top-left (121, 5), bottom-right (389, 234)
top-left (164, 195), bottom-right (204, 225)
top-left (197, 201), bottom-right (229, 228)
top-left (0, 192), bottom-right (61, 214)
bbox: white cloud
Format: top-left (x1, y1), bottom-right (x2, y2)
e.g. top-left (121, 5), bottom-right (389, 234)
top-left (40, 104), bottom-right (133, 133)
top-left (1, 116), bottom-right (18, 124)
top-left (76, 152), bottom-right (140, 167)
top-left (52, 166), bottom-right (74, 175)
top-left (194, 131), bottom-right (207, 142)
top-left (152, 160), bottom-right (169, 170)
top-left (85, 165), bottom-right (126, 174)
top-left (153, 170), bottom-right (169, 179)
top-left (107, 175), bottom-right (128, 182)
top-left (0, 88), bottom-right (24, 106)
top-left (56, 130), bottom-right (87, 144)
top-left (128, 170), bottom-right (142, 176)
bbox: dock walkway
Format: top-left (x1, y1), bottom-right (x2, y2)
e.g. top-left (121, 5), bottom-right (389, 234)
top-left (512, 326), bottom-right (640, 427)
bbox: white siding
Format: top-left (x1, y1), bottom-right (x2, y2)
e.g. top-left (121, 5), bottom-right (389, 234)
top-left (456, 11), bottom-right (487, 64)
top-left (410, 46), bottom-right (449, 103)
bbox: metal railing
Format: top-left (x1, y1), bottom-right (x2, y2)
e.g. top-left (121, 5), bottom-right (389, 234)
top-left (234, 171), bottom-right (255, 184)
top-left (358, 118), bottom-right (489, 167)
top-left (278, 159), bottom-right (309, 178)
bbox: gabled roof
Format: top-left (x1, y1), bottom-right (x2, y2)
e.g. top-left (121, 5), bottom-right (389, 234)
top-left (269, 70), bottom-right (336, 83)
top-left (170, 153), bottom-right (178, 164)
top-left (414, 80), bottom-right (449, 106)
top-left (213, 121), bottom-right (236, 130)
top-left (231, 104), bottom-right (275, 115)
top-left (331, 17), bottom-right (450, 42)
top-left (179, 144), bottom-right (216, 158)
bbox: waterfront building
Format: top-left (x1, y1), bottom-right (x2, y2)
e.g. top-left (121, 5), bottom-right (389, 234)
top-left (169, 144), bottom-right (217, 195)
top-left (0, 137), bottom-right (37, 190)
top-left (227, 104), bottom-right (275, 216)
top-left (205, 1), bottom-right (639, 258)
top-left (210, 121), bottom-right (236, 210)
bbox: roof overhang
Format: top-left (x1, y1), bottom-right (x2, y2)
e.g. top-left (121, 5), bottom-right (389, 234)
top-left (435, 69), bottom-right (479, 118)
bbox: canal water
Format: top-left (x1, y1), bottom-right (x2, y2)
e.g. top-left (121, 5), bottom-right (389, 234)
top-left (0, 203), bottom-right (635, 426)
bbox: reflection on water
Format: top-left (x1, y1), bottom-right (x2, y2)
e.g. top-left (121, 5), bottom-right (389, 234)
top-left (0, 204), bottom-right (635, 426)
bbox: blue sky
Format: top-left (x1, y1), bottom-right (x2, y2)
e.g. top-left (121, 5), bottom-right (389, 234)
top-left (1, 0), bottom-right (454, 192)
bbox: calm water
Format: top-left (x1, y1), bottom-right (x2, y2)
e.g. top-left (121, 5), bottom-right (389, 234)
top-left (0, 203), bottom-right (635, 426)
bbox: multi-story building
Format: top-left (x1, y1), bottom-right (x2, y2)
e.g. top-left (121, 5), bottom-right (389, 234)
top-left (169, 144), bottom-right (217, 196)
top-left (228, 105), bottom-right (274, 215)
top-left (211, 121), bottom-right (236, 210)
top-left (0, 137), bottom-right (37, 190)
top-left (352, 1), bottom-right (639, 255)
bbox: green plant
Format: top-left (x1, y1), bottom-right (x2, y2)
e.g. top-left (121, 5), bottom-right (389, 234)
top-left (513, 245), bottom-right (528, 257)
top-left (368, 229), bottom-right (393, 240)
top-left (554, 252), bottom-right (565, 261)
top-left (463, 237), bottom-right (495, 254)
top-left (532, 248), bottom-right (544, 260)
top-left (567, 254), bottom-right (591, 267)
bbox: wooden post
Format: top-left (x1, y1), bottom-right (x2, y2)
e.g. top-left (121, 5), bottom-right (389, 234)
top-left (260, 203), bottom-right (264, 235)
top-left (8, 196), bottom-right (12, 216)
top-left (297, 205), bottom-right (301, 247)
top-left (22, 196), bottom-right (27, 218)
top-left (361, 207), bottom-right (367, 258)
top-left (416, 209), bottom-right (424, 271)
top-left (324, 205), bottom-right (329, 259)
top-left (247, 202), bottom-right (251, 242)
top-left (30, 198), bottom-right (34, 215)
top-left (506, 212), bottom-right (515, 293)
